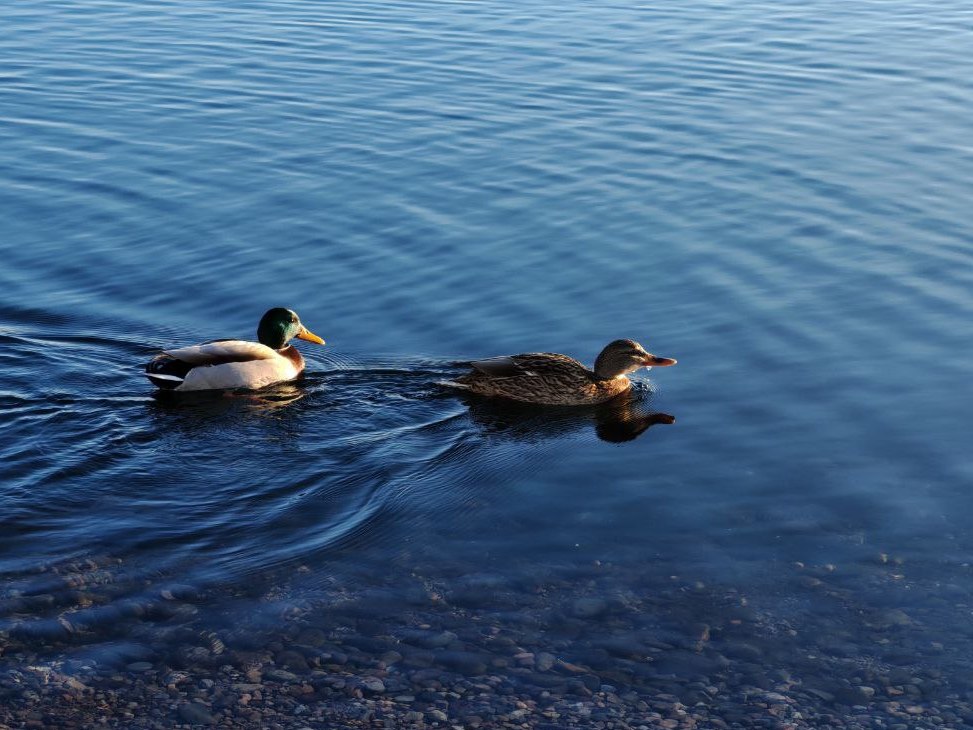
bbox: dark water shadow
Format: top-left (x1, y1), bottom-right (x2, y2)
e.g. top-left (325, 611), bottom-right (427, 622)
top-left (459, 387), bottom-right (675, 444)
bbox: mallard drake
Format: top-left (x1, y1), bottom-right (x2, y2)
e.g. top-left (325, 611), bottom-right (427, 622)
top-left (145, 308), bottom-right (325, 392)
top-left (447, 339), bottom-right (676, 406)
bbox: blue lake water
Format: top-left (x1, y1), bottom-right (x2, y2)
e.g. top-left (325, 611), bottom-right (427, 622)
top-left (2, 0), bottom-right (973, 723)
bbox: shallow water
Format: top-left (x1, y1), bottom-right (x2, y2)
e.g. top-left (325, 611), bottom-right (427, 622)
top-left (2, 0), bottom-right (973, 717)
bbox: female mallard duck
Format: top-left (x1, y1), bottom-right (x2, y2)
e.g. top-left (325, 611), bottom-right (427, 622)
top-left (145, 308), bottom-right (325, 392)
top-left (447, 339), bottom-right (676, 406)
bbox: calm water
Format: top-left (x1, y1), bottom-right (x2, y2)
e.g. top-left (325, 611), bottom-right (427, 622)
top-left (2, 0), bottom-right (973, 706)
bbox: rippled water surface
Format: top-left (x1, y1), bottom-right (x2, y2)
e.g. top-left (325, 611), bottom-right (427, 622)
top-left (2, 0), bottom-right (973, 718)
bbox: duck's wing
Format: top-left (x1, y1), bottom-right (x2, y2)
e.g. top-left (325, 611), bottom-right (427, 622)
top-left (469, 356), bottom-right (525, 377)
top-left (163, 340), bottom-right (279, 365)
top-left (470, 352), bottom-right (585, 378)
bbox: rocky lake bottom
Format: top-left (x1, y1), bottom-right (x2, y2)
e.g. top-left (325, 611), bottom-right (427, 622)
top-left (3, 550), bottom-right (972, 729)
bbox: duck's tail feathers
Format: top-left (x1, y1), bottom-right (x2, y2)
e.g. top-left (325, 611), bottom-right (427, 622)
top-left (145, 372), bottom-right (184, 389)
top-left (438, 380), bottom-right (472, 390)
top-left (145, 354), bottom-right (193, 390)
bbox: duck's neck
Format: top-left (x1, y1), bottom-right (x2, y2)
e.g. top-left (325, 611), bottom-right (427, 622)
top-left (280, 345), bottom-right (304, 369)
top-left (591, 369), bottom-right (628, 383)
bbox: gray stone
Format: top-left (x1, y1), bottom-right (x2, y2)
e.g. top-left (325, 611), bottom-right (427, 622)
top-left (64, 677), bottom-right (88, 692)
top-left (264, 668), bottom-right (298, 683)
top-left (571, 598), bottom-right (608, 618)
top-left (805, 688), bottom-right (835, 702)
top-left (360, 677), bottom-right (385, 694)
top-left (178, 702), bottom-right (216, 725)
top-left (401, 630), bottom-right (457, 649)
top-left (871, 609), bottom-right (912, 629)
top-left (230, 683), bottom-right (263, 692)
top-left (834, 686), bottom-right (872, 705)
top-left (535, 652), bottom-right (556, 671)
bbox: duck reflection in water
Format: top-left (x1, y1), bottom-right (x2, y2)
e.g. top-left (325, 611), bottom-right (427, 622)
top-left (149, 381), bottom-right (307, 413)
top-left (460, 388), bottom-right (675, 444)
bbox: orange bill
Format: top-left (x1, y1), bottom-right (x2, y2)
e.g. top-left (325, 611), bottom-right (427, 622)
top-left (296, 327), bottom-right (325, 345)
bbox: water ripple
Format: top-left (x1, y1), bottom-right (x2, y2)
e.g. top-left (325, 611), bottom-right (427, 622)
top-left (1, 0), bottom-right (972, 674)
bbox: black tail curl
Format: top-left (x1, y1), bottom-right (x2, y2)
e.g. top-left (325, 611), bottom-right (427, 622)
top-left (145, 354), bottom-right (194, 390)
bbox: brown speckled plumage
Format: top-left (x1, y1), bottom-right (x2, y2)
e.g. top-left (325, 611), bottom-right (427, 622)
top-left (454, 352), bottom-right (631, 406)
top-left (451, 339), bottom-right (676, 406)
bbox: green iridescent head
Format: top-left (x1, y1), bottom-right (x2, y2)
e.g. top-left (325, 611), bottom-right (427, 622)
top-left (256, 308), bottom-right (325, 350)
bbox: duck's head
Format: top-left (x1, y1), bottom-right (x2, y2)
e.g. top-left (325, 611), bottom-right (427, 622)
top-left (594, 339), bottom-right (676, 379)
top-left (257, 308), bottom-right (325, 350)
